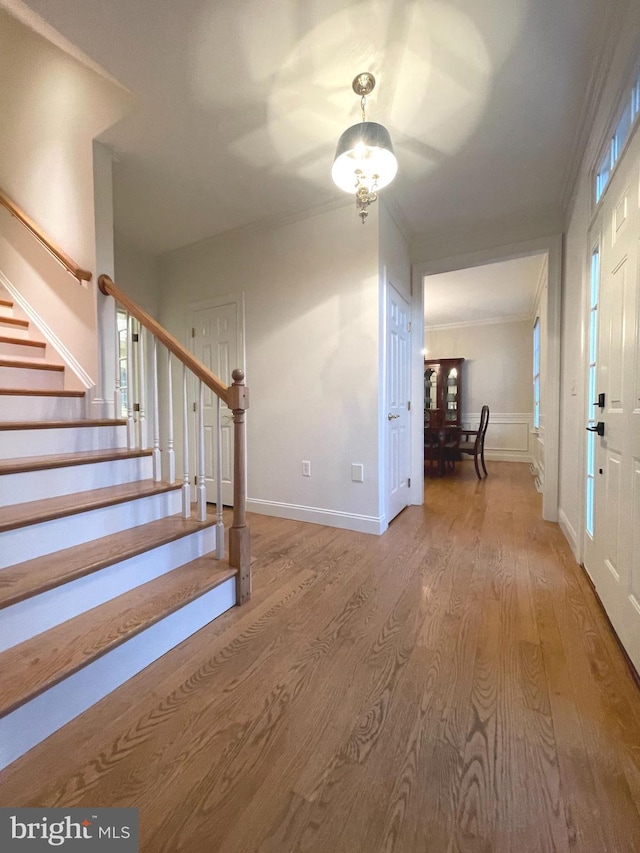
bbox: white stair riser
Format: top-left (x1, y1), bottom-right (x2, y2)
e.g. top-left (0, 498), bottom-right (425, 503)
top-left (0, 488), bottom-right (182, 567)
top-left (0, 322), bottom-right (28, 338)
top-left (0, 395), bottom-right (85, 421)
top-left (0, 342), bottom-right (46, 359)
top-left (0, 365), bottom-right (64, 391)
top-left (0, 578), bottom-right (236, 771)
top-left (0, 455), bottom-right (153, 506)
top-left (0, 424), bottom-right (127, 459)
top-left (0, 526), bottom-right (217, 652)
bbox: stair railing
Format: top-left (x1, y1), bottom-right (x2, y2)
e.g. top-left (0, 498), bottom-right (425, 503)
top-left (98, 275), bottom-right (251, 603)
top-left (0, 189), bottom-right (92, 282)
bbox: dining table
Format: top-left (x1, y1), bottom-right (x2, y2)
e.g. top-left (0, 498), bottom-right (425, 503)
top-left (424, 424), bottom-right (459, 476)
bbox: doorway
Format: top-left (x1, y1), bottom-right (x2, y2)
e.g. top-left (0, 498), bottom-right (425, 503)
top-left (582, 118), bottom-right (640, 673)
top-left (189, 296), bottom-right (244, 507)
top-left (414, 235), bottom-right (562, 521)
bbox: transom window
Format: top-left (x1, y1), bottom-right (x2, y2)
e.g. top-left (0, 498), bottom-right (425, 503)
top-left (595, 66), bottom-right (640, 203)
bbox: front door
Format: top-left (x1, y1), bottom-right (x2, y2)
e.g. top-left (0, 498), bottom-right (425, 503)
top-left (386, 282), bottom-right (411, 523)
top-left (190, 300), bottom-right (242, 507)
top-left (583, 120), bottom-right (640, 673)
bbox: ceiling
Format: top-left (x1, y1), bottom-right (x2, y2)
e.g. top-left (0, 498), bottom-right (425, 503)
top-left (18, 0), bottom-right (616, 255)
top-left (424, 254), bottom-right (547, 328)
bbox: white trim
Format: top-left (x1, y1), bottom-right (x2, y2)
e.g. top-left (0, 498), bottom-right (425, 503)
top-left (247, 498), bottom-right (386, 535)
top-left (532, 254), bottom-right (549, 311)
top-left (0, 578), bottom-right (236, 772)
top-left (560, 5), bottom-right (629, 212)
top-left (462, 411), bottom-right (533, 459)
top-left (481, 451), bottom-right (533, 463)
top-left (559, 508), bottom-right (581, 563)
top-left (410, 264), bottom-right (425, 508)
top-left (425, 313), bottom-right (532, 332)
top-left (0, 271), bottom-right (94, 389)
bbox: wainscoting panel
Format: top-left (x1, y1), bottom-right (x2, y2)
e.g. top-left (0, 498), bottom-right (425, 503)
top-left (461, 411), bottom-right (533, 463)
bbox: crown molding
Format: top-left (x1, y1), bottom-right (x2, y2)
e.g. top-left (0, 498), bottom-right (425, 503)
top-left (424, 312), bottom-right (533, 332)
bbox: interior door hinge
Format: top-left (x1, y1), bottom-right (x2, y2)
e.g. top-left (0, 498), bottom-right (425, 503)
top-left (407, 321), bottom-right (412, 332)
top-left (193, 402), bottom-right (197, 412)
top-left (408, 478), bottom-right (411, 487)
top-left (191, 327), bottom-right (195, 338)
top-left (408, 400), bottom-right (411, 411)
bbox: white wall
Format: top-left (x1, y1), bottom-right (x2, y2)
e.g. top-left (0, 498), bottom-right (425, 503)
top-left (425, 318), bottom-right (533, 462)
top-left (159, 203), bottom-right (385, 533)
top-left (559, 4), bottom-right (640, 560)
top-left (0, 9), bottom-right (132, 388)
top-left (115, 231), bottom-right (160, 317)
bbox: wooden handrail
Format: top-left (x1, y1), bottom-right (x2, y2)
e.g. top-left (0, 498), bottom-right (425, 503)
top-left (0, 189), bottom-right (92, 282)
top-left (99, 275), bottom-right (230, 405)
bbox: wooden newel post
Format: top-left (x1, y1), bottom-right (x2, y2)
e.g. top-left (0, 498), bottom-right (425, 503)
top-left (228, 368), bottom-right (251, 603)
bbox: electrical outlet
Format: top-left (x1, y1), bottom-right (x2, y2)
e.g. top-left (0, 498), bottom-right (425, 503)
top-left (302, 460), bottom-right (311, 477)
top-left (351, 464), bottom-right (364, 482)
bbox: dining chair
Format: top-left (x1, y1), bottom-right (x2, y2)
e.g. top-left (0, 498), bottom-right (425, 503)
top-left (458, 405), bottom-right (490, 479)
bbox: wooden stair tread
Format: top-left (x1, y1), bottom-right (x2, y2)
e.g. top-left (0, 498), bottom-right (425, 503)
top-left (0, 336), bottom-right (45, 349)
top-left (0, 388), bottom-right (84, 397)
top-left (0, 358), bottom-right (63, 371)
top-left (0, 479), bottom-right (181, 533)
top-left (0, 298), bottom-right (12, 308)
top-left (0, 446), bottom-right (151, 475)
top-left (0, 317), bottom-right (28, 328)
top-left (0, 514), bottom-right (217, 609)
top-left (0, 556), bottom-right (237, 719)
top-left (0, 418), bottom-right (126, 431)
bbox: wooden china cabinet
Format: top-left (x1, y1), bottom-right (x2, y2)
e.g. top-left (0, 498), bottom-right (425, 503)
top-left (424, 358), bottom-right (464, 428)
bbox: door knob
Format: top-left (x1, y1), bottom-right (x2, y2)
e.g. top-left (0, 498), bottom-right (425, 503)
top-left (586, 421), bottom-right (605, 436)
top-left (388, 413), bottom-right (400, 420)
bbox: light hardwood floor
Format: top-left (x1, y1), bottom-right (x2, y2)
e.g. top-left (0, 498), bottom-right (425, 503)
top-left (1, 462), bottom-right (640, 852)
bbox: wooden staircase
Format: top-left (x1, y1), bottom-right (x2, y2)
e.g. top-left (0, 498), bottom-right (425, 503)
top-left (0, 284), bottom-right (238, 771)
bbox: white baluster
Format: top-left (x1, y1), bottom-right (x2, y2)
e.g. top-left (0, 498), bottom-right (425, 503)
top-left (196, 379), bottom-right (207, 522)
top-left (216, 395), bottom-right (224, 559)
top-left (151, 336), bottom-right (161, 480)
top-left (166, 348), bottom-right (176, 484)
top-left (126, 314), bottom-right (135, 449)
top-left (182, 364), bottom-right (191, 518)
top-left (138, 325), bottom-right (148, 449)
top-left (114, 317), bottom-right (123, 421)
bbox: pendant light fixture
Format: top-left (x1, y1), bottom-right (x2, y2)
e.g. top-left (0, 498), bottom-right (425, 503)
top-left (332, 72), bottom-right (398, 223)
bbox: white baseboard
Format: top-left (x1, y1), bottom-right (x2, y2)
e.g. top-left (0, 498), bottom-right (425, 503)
top-left (247, 498), bottom-right (385, 535)
top-left (483, 451), bottom-right (533, 463)
top-left (0, 578), bottom-right (236, 771)
top-left (558, 509), bottom-right (581, 563)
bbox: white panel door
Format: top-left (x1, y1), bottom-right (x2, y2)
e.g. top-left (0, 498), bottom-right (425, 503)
top-left (584, 121), bottom-right (640, 673)
top-left (386, 283), bottom-right (411, 523)
top-left (191, 301), bottom-right (241, 506)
